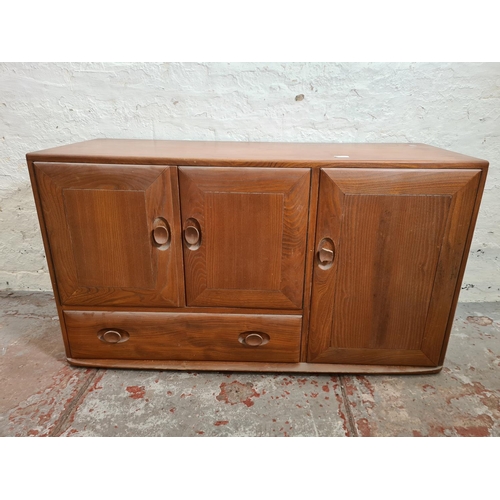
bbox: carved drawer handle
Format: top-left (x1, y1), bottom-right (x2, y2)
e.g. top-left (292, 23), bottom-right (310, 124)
top-left (98, 328), bottom-right (130, 344)
top-left (238, 331), bottom-right (270, 347)
top-left (245, 333), bottom-right (264, 346)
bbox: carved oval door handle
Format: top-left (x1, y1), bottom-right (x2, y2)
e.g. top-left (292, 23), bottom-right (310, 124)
top-left (184, 225), bottom-right (200, 245)
top-left (152, 217), bottom-right (171, 249)
top-left (153, 225), bottom-right (170, 245)
top-left (183, 218), bottom-right (202, 249)
top-left (318, 247), bottom-right (334, 265)
top-left (98, 328), bottom-right (130, 344)
top-left (317, 238), bottom-right (335, 269)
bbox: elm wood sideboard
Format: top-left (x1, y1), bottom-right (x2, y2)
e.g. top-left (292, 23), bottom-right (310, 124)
top-left (26, 140), bottom-right (488, 374)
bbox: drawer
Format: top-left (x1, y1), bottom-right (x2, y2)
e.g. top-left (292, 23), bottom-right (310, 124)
top-left (64, 311), bottom-right (302, 362)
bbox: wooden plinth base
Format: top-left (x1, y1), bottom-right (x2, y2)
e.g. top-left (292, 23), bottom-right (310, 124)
top-left (67, 358), bottom-right (443, 375)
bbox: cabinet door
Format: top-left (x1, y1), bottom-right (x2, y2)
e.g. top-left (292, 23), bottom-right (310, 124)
top-left (34, 163), bottom-right (183, 307)
top-left (308, 168), bottom-right (481, 366)
top-left (179, 167), bottom-right (310, 309)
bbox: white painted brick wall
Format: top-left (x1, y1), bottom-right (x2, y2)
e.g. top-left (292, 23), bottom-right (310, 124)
top-left (1, 62), bottom-right (499, 301)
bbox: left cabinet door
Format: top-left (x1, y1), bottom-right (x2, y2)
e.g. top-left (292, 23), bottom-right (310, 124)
top-left (33, 163), bottom-right (184, 307)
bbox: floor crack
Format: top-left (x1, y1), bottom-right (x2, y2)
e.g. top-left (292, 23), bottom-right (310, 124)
top-left (339, 375), bottom-right (358, 437)
top-left (49, 369), bottom-right (101, 437)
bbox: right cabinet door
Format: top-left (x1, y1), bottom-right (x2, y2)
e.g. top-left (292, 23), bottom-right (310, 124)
top-left (308, 168), bottom-right (481, 366)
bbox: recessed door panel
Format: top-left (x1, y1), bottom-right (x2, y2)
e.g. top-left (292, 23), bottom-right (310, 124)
top-left (308, 168), bottom-right (481, 366)
top-left (205, 191), bottom-right (284, 291)
top-left (179, 167), bottom-right (310, 309)
top-left (63, 189), bottom-right (154, 289)
top-left (34, 162), bottom-right (183, 307)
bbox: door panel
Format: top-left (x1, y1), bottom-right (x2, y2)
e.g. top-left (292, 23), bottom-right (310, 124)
top-left (63, 189), bottom-right (154, 289)
top-left (34, 163), bottom-right (183, 307)
top-left (179, 167), bottom-right (310, 309)
top-left (205, 191), bottom-right (283, 291)
top-left (308, 168), bottom-right (481, 366)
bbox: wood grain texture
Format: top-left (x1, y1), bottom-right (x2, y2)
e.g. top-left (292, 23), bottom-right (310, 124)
top-left (67, 358), bottom-right (443, 375)
top-left (34, 163), bottom-right (184, 307)
top-left (27, 139), bottom-right (489, 169)
top-left (64, 311), bottom-right (302, 362)
top-left (421, 170), bottom-right (482, 362)
top-left (326, 168), bottom-right (483, 194)
top-left (205, 192), bottom-right (283, 291)
top-left (179, 167), bottom-right (310, 309)
top-left (438, 165), bottom-right (489, 365)
top-left (308, 168), bottom-right (481, 366)
top-left (27, 160), bottom-right (72, 358)
top-left (300, 167), bottom-right (320, 361)
top-left (60, 304), bottom-right (303, 315)
top-left (312, 348), bottom-right (435, 366)
top-left (333, 195), bottom-right (450, 350)
top-left (26, 140), bottom-right (489, 373)
top-left (63, 189), bottom-right (154, 289)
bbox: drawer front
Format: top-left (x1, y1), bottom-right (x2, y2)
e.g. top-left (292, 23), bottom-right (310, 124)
top-left (64, 311), bottom-right (302, 362)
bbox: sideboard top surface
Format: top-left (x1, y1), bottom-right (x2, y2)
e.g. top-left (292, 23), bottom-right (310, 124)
top-left (26, 139), bottom-right (488, 169)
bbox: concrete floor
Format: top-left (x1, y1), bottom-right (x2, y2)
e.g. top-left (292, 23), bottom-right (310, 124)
top-left (0, 291), bottom-right (499, 437)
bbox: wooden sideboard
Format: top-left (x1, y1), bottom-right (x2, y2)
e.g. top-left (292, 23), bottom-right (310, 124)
top-left (26, 140), bottom-right (488, 374)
